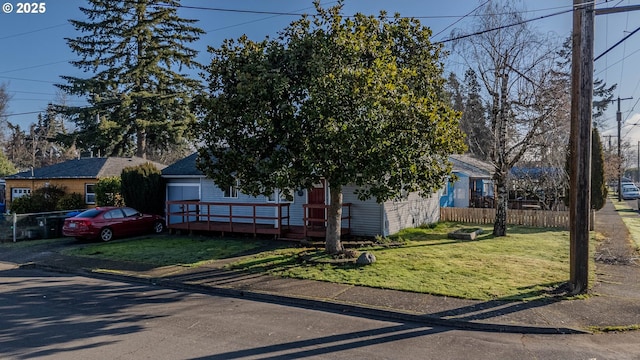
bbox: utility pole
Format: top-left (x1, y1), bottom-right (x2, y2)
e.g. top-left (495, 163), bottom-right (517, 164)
top-left (616, 96), bottom-right (633, 201)
top-left (637, 141), bottom-right (639, 182)
top-left (569, 0), bottom-right (594, 295)
top-left (567, 2), bottom-right (640, 295)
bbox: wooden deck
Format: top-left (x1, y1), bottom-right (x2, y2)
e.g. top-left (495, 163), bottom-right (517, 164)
top-left (166, 201), bottom-right (351, 240)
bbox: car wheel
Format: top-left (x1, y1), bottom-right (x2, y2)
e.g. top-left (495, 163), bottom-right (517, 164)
top-left (100, 227), bottom-right (113, 242)
top-left (153, 220), bottom-right (165, 234)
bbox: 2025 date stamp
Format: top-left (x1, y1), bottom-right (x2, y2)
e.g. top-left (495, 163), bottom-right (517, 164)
top-left (3, 2), bottom-right (47, 14)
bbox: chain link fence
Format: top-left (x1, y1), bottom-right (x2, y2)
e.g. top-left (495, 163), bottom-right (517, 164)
top-left (0, 210), bottom-right (84, 243)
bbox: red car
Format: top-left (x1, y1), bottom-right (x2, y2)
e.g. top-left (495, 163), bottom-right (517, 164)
top-left (63, 206), bottom-right (165, 241)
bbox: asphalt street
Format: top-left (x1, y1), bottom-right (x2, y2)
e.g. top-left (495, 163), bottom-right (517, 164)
top-left (1, 264), bottom-right (639, 360)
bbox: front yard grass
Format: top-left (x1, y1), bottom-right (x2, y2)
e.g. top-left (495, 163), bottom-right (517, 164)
top-left (231, 223), bottom-right (577, 301)
top-left (62, 235), bottom-right (276, 267)
top-left (42, 222), bottom-right (594, 301)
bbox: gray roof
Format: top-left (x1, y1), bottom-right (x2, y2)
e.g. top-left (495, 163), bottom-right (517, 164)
top-left (450, 154), bottom-right (494, 179)
top-left (161, 152), bottom-right (204, 177)
top-left (7, 157), bottom-right (166, 180)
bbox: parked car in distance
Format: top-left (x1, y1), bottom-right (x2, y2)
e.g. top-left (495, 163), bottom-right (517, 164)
top-left (63, 206), bottom-right (165, 241)
top-left (621, 184), bottom-right (640, 200)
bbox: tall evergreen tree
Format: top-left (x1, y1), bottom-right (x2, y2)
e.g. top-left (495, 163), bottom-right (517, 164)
top-left (0, 83), bottom-right (8, 121)
top-left (445, 72), bottom-right (464, 112)
top-left (591, 127), bottom-right (607, 210)
top-left (56, 0), bottom-right (203, 160)
top-left (460, 69), bottom-right (491, 160)
top-left (4, 123), bottom-right (30, 170)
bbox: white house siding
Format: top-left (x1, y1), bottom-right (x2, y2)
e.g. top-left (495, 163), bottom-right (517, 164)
top-left (383, 192), bottom-right (440, 236)
top-left (342, 185), bottom-right (383, 237)
top-left (199, 179), bottom-right (307, 226)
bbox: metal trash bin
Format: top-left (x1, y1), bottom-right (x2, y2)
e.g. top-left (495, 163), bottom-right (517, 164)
top-left (38, 216), bottom-right (66, 239)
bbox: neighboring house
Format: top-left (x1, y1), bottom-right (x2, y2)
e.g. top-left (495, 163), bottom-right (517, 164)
top-left (162, 153), bottom-right (442, 238)
top-left (4, 157), bottom-right (166, 210)
top-left (441, 154), bottom-right (494, 208)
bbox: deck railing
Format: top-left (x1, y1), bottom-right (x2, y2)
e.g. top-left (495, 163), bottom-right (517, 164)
top-left (166, 201), bottom-right (291, 237)
top-left (302, 203), bottom-right (352, 238)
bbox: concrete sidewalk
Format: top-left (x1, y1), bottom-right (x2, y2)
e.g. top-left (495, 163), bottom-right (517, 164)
top-left (2, 199), bottom-right (640, 334)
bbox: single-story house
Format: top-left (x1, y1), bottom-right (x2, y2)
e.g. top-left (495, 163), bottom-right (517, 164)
top-left (161, 153), bottom-right (442, 239)
top-left (441, 154), bottom-right (494, 208)
top-left (5, 157), bottom-right (166, 210)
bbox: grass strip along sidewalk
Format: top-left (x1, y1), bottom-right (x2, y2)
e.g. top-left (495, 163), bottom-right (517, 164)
top-left (610, 200), bottom-right (640, 251)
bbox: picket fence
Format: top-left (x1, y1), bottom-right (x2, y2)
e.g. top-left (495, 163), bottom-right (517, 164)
top-left (440, 207), bottom-right (595, 230)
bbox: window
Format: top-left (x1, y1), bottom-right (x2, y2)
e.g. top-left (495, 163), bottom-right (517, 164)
top-left (223, 180), bottom-right (239, 198)
top-left (105, 209), bottom-right (124, 219)
top-left (11, 188), bottom-right (31, 200)
top-left (85, 184), bottom-right (96, 204)
top-left (122, 207), bottom-right (139, 217)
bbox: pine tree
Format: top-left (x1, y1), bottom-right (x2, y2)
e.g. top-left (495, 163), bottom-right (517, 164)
top-left (591, 128), bottom-right (607, 210)
top-left (461, 69), bottom-right (491, 160)
top-left (57, 0), bottom-right (203, 160)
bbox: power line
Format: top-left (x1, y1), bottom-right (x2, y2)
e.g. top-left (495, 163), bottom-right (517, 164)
top-left (204, 1), bottom-right (339, 34)
top-left (157, 2), bottom-right (580, 20)
top-left (433, 0), bottom-right (489, 39)
top-left (0, 76), bottom-right (57, 84)
top-left (594, 46), bottom-right (640, 76)
top-left (0, 61), bottom-right (71, 75)
top-left (0, 23), bottom-right (68, 41)
top-left (435, 8), bottom-right (573, 44)
top-left (594, 25), bottom-right (640, 62)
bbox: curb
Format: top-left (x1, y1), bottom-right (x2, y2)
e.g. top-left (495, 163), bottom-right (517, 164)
top-left (19, 262), bottom-right (589, 335)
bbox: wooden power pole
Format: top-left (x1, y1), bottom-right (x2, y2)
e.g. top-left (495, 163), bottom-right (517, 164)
top-left (569, 0), bottom-right (594, 295)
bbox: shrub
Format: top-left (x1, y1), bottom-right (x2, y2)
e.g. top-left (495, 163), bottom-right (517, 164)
top-left (95, 176), bottom-right (124, 206)
top-left (10, 185), bottom-right (67, 214)
top-left (57, 193), bottom-right (86, 211)
top-left (9, 195), bottom-right (34, 214)
top-left (121, 162), bottom-right (164, 215)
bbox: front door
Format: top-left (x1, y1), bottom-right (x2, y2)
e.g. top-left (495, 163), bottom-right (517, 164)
top-left (308, 180), bottom-right (326, 228)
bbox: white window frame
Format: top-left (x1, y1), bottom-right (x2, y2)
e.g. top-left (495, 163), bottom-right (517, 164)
top-left (11, 187), bottom-right (31, 200)
top-left (85, 183), bottom-right (96, 204)
top-left (223, 180), bottom-right (239, 199)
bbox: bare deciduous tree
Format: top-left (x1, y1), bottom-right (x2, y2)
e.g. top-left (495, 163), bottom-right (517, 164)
top-left (453, 0), bottom-right (564, 236)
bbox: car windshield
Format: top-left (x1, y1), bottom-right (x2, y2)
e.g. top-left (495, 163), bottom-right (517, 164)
top-left (75, 209), bottom-right (103, 218)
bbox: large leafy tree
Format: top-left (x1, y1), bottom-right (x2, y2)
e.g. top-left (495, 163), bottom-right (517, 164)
top-left (57, 0), bottom-right (203, 160)
top-left (0, 150), bottom-right (17, 176)
top-left (196, 2), bottom-right (465, 254)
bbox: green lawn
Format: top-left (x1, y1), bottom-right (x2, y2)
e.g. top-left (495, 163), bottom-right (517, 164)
top-left (231, 223), bottom-right (576, 301)
top-left (14, 222), bottom-right (590, 301)
top-left (610, 200), bottom-right (640, 251)
top-left (62, 235), bottom-right (277, 267)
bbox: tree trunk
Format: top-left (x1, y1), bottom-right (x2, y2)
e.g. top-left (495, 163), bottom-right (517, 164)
top-left (493, 173), bottom-right (508, 236)
top-left (136, 128), bottom-right (147, 159)
top-left (492, 66), bottom-right (509, 237)
top-left (325, 184), bottom-right (344, 254)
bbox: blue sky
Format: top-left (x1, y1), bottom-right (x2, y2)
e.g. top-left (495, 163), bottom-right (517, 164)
top-left (1, 0), bottom-right (639, 148)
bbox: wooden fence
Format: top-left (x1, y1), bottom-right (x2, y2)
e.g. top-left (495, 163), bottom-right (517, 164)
top-left (440, 207), bottom-right (594, 230)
